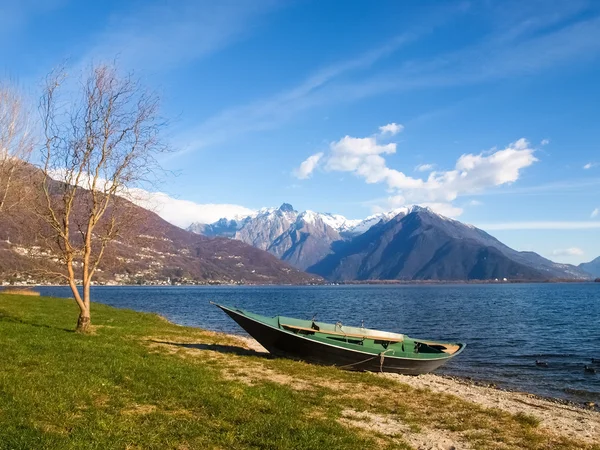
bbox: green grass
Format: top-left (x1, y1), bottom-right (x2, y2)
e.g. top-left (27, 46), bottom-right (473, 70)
top-left (0, 294), bottom-right (597, 450)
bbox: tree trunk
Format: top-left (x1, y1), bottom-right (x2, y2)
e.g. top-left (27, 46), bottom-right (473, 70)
top-left (76, 308), bottom-right (91, 333)
top-left (76, 278), bottom-right (92, 333)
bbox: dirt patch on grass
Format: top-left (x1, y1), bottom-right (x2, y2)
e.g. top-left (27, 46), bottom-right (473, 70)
top-left (340, 409), bottom-right (409, 436)
top-left (230, 335), bottom-right (268, 353)
top-left (122, 404), bottom-right (157, 415)
top-left (340, 409), bottom-right (472, 450)
top-left (166, 409), bottom-right (195, 418)
top-left (147, 336), bottom-right (311, 390)
top-left (93, 395), bottom-right (110, 408)
top-left (146, 336), bottom-right (264, 362)
top-left (221, 365), bottom-right (313, 390)
top-left (38, 422), bottom-right (69, 435)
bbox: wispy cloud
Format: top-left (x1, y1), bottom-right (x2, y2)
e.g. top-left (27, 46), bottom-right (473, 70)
top-left (327, 14), bottom-right (600, 108)
top-left (540, 139), bottom-right (550, 146)
top-left (552, 247), bottom-right (584, 256)
top-left (176, 33), bottom-right (420, 153)
top-left (176, 6), bottom-right (600, 154)
top-left (415, 163), bottom-right (434, 172)
top-left (0, 1), bottom-right (64, 37)
top-left (467, 199), bottom-right (483, 207)
top-left (478, 221), bottom-right (600, 230)
top-left (592, 208), bottom-right (599, 218)
top-left (469, 177), bottom-right (600, 196)
top-left (584, 162), bottom-right (597, 169)
top-left (81, 0), bottom-right (280, 72)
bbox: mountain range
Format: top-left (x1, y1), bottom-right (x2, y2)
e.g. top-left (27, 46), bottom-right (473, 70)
top-left (0, 161), bottom-right (600, 284)
top-left (1, 166), bottom-right (595, 284)
top-left (188, 204), bottom-right (593, 281)
top-left (187, 204), bottom-right (408, 270)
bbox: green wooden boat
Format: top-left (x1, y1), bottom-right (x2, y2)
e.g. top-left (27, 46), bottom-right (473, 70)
top-left (213, 303), bottom-right (465, 375)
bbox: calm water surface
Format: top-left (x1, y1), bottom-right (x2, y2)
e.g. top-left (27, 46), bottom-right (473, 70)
top-left (39, 283), bottom-right (600, 403)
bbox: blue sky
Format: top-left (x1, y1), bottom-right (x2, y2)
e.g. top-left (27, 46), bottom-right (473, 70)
top-left (1, 0), bottom-right (599, 264)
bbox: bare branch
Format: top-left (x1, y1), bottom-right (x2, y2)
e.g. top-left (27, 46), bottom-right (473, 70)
top-left (35, 62), bottom-right (169, 332)
top-left (0, 83), bottom-right (34, 213)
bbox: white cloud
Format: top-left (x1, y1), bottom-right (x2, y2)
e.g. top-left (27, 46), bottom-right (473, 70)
top-left (293, 152), bottom-right (323, 179)
top-left (47, 169), bottom-right (255, 228)
top-left (415, 163), bottom-right (434, 172)
top-left (552, 248), bottom-right (584, 256)
top-left (592, 208), bottom-right (599, 218)
top-left (304, 127), bottom-right (537, 212)
top-left (583, 162), bottom-right (596, 169)
top-left (467, 199), bottom-right (483, 206)
top-left (325, 136), bottom-right (396, 182)
top-left (379, 123), bottom-right (404, 136)
top-left (540, 139), bottom-right (550, 145)
top-left (477, 221), bottom-right (600, 230)
top-left (128, 189), bottom-right (256, 227)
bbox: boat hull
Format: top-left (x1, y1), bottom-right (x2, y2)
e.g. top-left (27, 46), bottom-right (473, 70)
top-left (219, 306), bottom-right (459, 375)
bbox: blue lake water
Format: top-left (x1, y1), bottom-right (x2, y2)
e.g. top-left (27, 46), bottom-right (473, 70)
top-left (38, 283), bottom-right (600, 404)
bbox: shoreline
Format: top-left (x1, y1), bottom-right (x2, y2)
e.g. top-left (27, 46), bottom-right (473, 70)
top-left (381, 371), bottom-right (600, 445)
top-left (428, 373), bottom-right (598, 411)
top-left (224, 332), bottom-right (600, 445)
top-left (4, 278), bottom-right (597, 288)
top-left (226, 331), bottom-right (598, 410)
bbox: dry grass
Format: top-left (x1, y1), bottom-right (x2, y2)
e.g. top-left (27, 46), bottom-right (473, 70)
top-left (1, 288), bottom-right (40, 296)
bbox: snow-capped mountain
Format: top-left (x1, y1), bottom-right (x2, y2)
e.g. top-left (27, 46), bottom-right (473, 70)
top-left (188, 204), bottom-right (405, 239)
top-left (235, 203), bottom-right (299, 251)
top-left (187, 203), bottom-right (590, 280)
top-left (310, 206), bottom-right (591, 281)
top-left (339, 208), bottom-right (411, 236)
top-left (187, 204), bottom-right (471, 271)
top-left (188, 203), bottom-right (369, 269)
top-left (266, 209), bottom-right (344, 269)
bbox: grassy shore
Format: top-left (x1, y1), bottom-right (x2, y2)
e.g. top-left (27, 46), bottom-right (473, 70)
top-left (0, 294), bottom-right (598, 449)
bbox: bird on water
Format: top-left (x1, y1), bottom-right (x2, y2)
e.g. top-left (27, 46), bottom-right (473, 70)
top-left (584, 365), bottom-right (597, 374)
top-left (535, 360), bottom-right (548, 367)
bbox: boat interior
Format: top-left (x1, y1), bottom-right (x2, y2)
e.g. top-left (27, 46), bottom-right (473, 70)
top-left (277, 316), bottom-right (462, 355)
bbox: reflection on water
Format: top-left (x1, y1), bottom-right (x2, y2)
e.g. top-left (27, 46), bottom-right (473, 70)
top-left (38, 283), bottom-right (600, 403)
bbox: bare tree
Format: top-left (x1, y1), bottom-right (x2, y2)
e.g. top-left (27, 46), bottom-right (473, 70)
top-left (38, 64), bottom-right (168, 332)
top-left (0, 84), bottom-right (33, 213)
